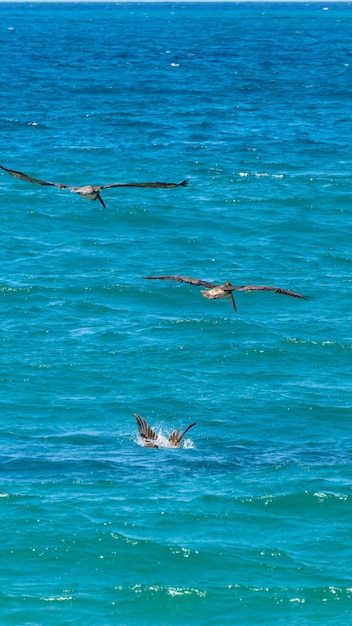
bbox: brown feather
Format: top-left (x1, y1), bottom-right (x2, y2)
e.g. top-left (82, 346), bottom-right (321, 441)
top-left (134, 413), bottom-right (157, 441)
top-left (134, 414), bottom-right (195, 449)
top-left (232, 285), bottom-right (307, 299)
top-left (145, 275), bottom-right (307, 311)
top-left (0, 165), bottom-right (188, 205)
top-left (0, 164), bottom-right (64, 188)
top-left (145, 275), bottom-right (217, 289)
top-left (168, 423), bottom-right (196, 447)
top-left (99, 179), bottom-right (188, 189)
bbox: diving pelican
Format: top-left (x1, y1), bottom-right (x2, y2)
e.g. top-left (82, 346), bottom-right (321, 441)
top-left (134, 413), bottom-right (196, 449)
top-left (0, 164), bottom-right (188, 208)
top-left (145, 275), bottom-right (307, 312)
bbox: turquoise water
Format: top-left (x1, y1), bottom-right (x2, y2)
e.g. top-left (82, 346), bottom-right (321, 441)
top-left (1, 2), bottom-right (352, 623)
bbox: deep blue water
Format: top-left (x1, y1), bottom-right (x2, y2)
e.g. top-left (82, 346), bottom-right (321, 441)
top-left (0, 2), bottom-right (352, 624)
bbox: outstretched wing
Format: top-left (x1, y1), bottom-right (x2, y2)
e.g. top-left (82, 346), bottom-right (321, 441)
top-left (168, 423), bottom-right (196, 447)
top-left (98, 179), bottom-right (188, 190)
top-left (1, 166), bottom-right (188, 192)
top-left (134, 413), bottom-right (157, 441)
top-left (145, 275), bottom-right (217, 289)
top-left (0, 164), bottom-right (67, 189)
top-left (234, 285), bottom-right (307, 299)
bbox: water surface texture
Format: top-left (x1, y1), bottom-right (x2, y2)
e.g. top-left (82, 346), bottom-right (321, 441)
top-left (0, 2), bottom-right (352, 624)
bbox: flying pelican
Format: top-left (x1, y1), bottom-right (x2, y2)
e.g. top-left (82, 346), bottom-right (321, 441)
top-left (0, 164), bottom-right (188, 208)
top-left (134, 413), bottom-right (196, 449)
top-left (145, 275), bottom-right (307, 312)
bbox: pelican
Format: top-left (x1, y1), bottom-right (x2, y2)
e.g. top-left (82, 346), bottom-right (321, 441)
top-left (0, 164), bottom-right (188, 208)
top-left (134, 413), bottom-right (196, 449)
top-left (145, 275), bottom-right (307, 312)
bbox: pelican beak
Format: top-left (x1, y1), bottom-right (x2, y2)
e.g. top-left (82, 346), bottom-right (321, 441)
top-left (96, 192), bottom-right (106, 208)
top-left (229, 292), bottom-right (237, 312)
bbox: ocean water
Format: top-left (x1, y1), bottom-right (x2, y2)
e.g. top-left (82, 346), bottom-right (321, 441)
top-left (1, 1), bottom-right (352, 623)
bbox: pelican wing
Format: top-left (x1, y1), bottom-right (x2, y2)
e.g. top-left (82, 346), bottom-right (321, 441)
top-left (1, 165), bottom-right (188, 192)
top-left (145, 275), bottom-right (217, 289)
top-left (98, 179), bottom-right (188, 190)
top-left (234, 285), bottom-right (307, 299)
top-left (168, 423), bottom-right (196, 447)
top-left (168, 429), bottom-right (182, 446)
top-left (134, 413), bottom-right (157, 441)
top-left (0, 165), bottom-right (67, 189)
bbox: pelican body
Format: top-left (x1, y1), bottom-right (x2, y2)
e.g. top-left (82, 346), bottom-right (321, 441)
top-left (0, 164), bottom-right (188, 208)
top-left (145, 275), bottom-right (307, 312)
top-left (200, 281), bottom-right (237, 310)
top-left (134, 413), bottom-right (196, 449)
